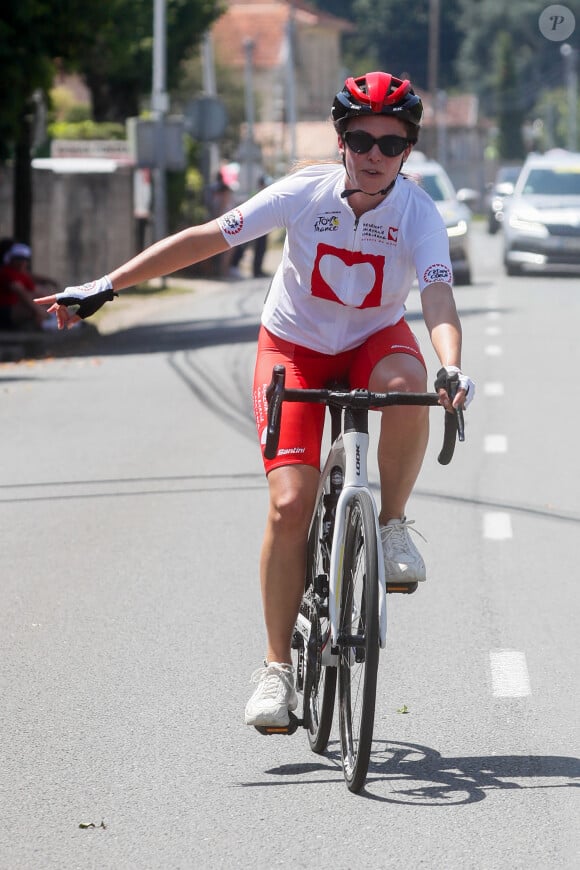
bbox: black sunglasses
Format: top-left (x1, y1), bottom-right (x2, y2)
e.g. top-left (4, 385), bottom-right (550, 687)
top-left (343, 130), bottom-right (411, 157)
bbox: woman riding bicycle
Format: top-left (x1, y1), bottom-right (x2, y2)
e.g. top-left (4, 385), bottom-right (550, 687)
top-left (36, 71), bottom-right (474, 729)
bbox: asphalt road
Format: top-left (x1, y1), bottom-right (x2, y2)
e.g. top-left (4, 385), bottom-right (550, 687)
top-left (1, 224), bottom-right (578, 869)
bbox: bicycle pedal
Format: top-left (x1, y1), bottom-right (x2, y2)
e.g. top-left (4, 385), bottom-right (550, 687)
top-left (254, 712), bottom-right (303, 736)
top-left (386, 582), bottom-right (418, 594)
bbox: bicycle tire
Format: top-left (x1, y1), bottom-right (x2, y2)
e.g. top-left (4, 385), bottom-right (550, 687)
top-left (337, 491), bottom-right (379, 793)
top-left (306, 642), bottom-right (337, 754)
top-left (303, 463), bottom-right (341, 753)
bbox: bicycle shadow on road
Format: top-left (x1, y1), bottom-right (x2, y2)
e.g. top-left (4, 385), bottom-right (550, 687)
top-left (255, 740), bottom-right (579, 803)
top-left (361, 740), bottom-right (580, 804)
top-left (69, 316), bottom-right (262, 358)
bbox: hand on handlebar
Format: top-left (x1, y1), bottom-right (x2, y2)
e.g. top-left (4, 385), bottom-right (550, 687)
top-left (34, 275), bottom-right (117, 330)
top-left (434, 365), bottom-right (475, 412)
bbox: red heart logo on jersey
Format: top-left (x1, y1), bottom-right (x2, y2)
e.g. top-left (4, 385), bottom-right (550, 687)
top-left (311, 243), bottom-right (384, 308)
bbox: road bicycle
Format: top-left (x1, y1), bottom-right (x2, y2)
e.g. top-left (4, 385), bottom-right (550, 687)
top-left (255, 364), bottom-right (464, 793)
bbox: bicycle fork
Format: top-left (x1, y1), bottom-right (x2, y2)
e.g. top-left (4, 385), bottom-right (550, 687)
top-left (328, 428), bottom-right (388, 651)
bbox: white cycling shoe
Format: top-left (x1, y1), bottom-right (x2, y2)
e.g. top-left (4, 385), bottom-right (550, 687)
top-left (380, 517), bottom-right (427, 583)
top-left (244, 661), bottom-right (298, 727)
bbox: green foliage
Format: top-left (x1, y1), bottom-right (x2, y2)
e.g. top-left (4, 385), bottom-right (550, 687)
top-left (307, 0), bottom-right (355, 19)
top-left (0, 1), bottom-right (63, 157)
top-left (70, 0), bottom-right (224, 122)
top-left (535, 88), bottom-right (579, 151)
top-left (64, 104), bottom-right (93, 124)
top-left (493, 32), bottom-right (526, 160)
top-left (47, 120), bottom-right (126, 140)
top-left (312, 0), bottom-right (464, 90)
top-left (0, 0), bottom-right (224, 157)
top-left (456, 0), bottom-right (580, 113)
top-left (310, 0), bottom-right (580, 162)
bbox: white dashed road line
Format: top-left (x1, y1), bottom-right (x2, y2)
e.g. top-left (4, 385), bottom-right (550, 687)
top-left (482, 310), bottom-right (531, 701)
top-left (484, 434), bottom-right (508, 453)
top-left (490, 650), bottom-right (532, 697)
top-left (483, 512), bottom-right (513, 539)
top-left (484, 382), bottom-right (504, 397)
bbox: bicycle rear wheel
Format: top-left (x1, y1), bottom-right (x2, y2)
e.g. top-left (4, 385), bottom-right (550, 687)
top-left (337, 491), bottom-right (379, 793)
top-left (304, 608), bottom-right (336, 755)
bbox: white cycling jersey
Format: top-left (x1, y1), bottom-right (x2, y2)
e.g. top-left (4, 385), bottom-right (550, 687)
top-left (217, 162), bottom-right (452, 355)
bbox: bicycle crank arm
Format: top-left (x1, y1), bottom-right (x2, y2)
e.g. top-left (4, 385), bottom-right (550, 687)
top-left (254, 712), bottom-right (303, 736)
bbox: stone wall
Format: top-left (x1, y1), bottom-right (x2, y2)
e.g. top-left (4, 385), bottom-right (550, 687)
top-left (1, 164), bottom-right (136, 287)
top-left (32, 166), bottom-right (136, 286)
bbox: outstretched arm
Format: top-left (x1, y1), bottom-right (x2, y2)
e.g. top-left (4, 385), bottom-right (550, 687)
top-left (109, 220), bottom-right (228, 290)
top-left (35, 220), bottom-right (229, 329)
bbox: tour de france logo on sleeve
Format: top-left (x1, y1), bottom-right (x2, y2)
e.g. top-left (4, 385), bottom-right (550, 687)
top-left (311, 243), bottom-right (384, 308)
top-left (218, 209), bottom-right (244, 235)
top-left (423, 263), bottom-right (453, 285)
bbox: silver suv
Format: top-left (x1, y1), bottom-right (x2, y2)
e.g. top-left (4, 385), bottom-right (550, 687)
top-left (503, 149), bottom-right (580, 275)
top-left (404, 152), bottom-right (477, 285)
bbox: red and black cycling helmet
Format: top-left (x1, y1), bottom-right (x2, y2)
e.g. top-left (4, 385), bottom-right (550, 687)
top-left (332, 71), bottom-right (423, 135)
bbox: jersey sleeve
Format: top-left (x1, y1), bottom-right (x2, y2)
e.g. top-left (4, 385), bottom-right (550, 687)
top-left (216, 176), bottom-right (294, 247)
top-left (406, 191), bottom-right (453, 290)
top-left (414, 224), bottom-right (454, 290)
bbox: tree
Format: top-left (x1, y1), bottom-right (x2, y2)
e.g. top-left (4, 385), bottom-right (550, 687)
top-left (0, 1), bottom-right (98, 239)
top-left (314, 0), bottom-right (464, 91)
top-left (0, 2), bottom-right (72, 161)
top-left (0, 0), bottom-right (223, 241)
top-left (456, 0), bottom-right (580, 115)
top-left (307, 0), bottom-right (355, 20)
top-left (494, 32), bottom-right (525, 160)
top-left (74, 0), bottom-right (223, 123)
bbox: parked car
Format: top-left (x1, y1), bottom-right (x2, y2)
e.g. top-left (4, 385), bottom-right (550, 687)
top-left (503, 149), bottom-right (580, 275)
top-left (485, 164), bottom-right (522, 234)
top-left (404, 152), bottom-right (477, 285)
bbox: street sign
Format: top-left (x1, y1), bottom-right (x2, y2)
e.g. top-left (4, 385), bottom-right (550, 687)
top-left (184, 97), bottom-right (228, 141)
top-left (126, 117), bottom-right (186, 170)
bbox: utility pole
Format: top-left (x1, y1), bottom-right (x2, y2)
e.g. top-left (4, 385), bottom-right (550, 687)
top-left (236, 37), bottom-right (262, 198)
top-left (243, 36), bottom-right (256, 194)
top-left (286, 1), bottom-right (297, 166)
top-left (561, 44), bottom-right (578, 151)
top-left (151, 0), bottom-right (168, 244)
top-left (428, 0), bottom-right (446, 163)
top-left (201, 31), bottom-right (219, 189)
top-left (428, 0), bottom-right (440, 99)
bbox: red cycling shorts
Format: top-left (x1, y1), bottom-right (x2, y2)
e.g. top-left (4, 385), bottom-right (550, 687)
top-left (253, 322), bottom-right (426, 474)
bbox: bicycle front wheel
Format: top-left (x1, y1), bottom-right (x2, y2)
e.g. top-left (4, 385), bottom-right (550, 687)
top-left (337, 491), bottom-right (380, 793)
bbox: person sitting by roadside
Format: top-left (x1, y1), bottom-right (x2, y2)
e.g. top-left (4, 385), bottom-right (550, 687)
top-left (0, 242), bottom-right (52, 331)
